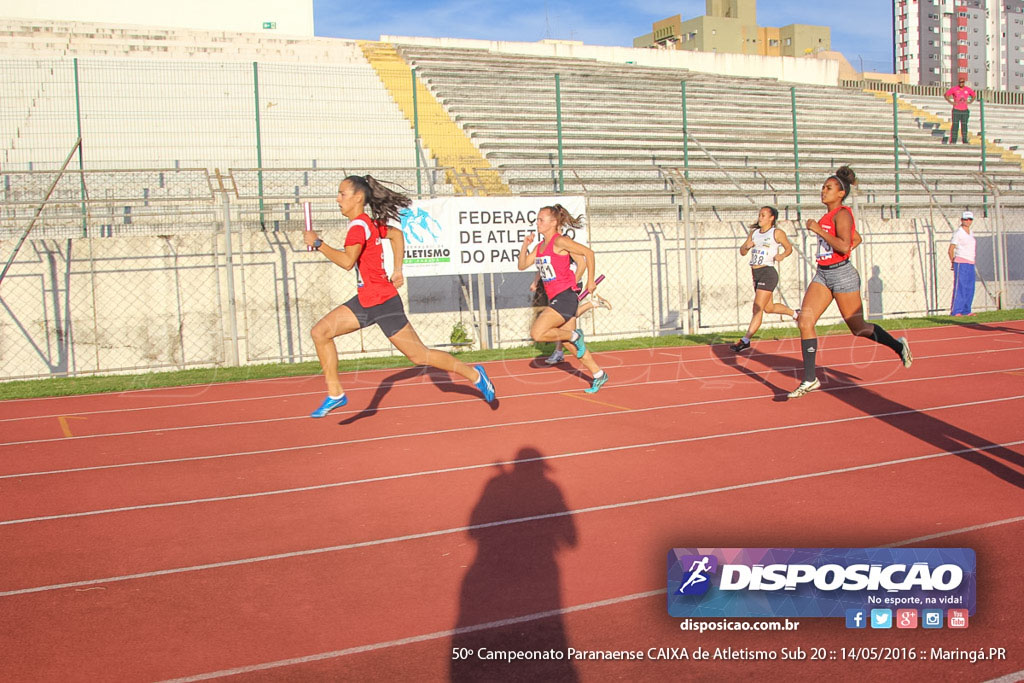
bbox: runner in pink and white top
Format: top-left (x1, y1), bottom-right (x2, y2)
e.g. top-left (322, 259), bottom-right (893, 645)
top-left (517, 204), bottom-right (609, 394)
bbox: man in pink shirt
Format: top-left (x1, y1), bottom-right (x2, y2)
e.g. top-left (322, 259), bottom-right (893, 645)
top-left (944, 76), bottom-right (977, 144)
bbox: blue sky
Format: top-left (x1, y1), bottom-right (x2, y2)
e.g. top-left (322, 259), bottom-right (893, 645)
top-left (314, 1), bottom-right (894, 73)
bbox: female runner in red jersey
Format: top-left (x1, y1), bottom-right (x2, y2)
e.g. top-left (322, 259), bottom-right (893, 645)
top-left (303, 175), bottom-right (495, 417)
top-left (517, 204), bottom-right (608, 393)
top-left (788, 166), bottom-right (912, 398)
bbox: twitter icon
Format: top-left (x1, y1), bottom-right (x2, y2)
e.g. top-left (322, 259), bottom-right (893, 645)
top-left (870, 609), bottom-right (893, 629)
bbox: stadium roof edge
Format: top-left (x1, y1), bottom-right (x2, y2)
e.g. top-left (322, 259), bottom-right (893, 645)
top-left (380, 34), bottom-right (839, 88)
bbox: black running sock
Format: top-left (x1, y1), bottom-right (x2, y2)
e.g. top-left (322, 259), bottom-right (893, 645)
top-left (801, 338), bottom-right (817, 382)
top-left (869, 324), bottom-right (903, 356)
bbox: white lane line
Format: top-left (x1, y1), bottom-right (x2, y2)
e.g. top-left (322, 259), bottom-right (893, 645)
top-left (3, 327), bottom-right (1019, 422)
top-left (7, 323), bottom-right (1011, 409)
top-left (160, 589), bottom-right (669, 682)
top-left (2, 394), bottom-right (1023, 526)
top-left (3, 366), bottom-right (1021, 481)
top-left (156, 514), bottom-right (1024, 683)
top-left (2, 347), bottom-right (1018, 448)
top-left (3, 438), bottom-right (1022, 597)
top-left (881, 516), bottom-right (1024, 547)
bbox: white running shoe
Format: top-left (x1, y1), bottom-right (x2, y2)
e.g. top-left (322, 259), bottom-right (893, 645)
top-left (545, 347), bottom-right (565, 365)
top-left (899, 337), bottom-right (913, 368)
top-left (787, 378), bottom-right (821, 399)
top-left (593, 294), bottom-right (612, 310)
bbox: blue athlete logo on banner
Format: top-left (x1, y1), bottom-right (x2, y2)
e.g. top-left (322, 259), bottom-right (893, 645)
top-left (399, 207), bottom-right (443, 244)
top-left (676, 554), bottom-right (717, 596)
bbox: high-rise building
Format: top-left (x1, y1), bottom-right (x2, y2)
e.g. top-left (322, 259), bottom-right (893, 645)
top-left (895, 0), bottom-right (1024, 90)
top-left (634, 0), bottom-right (830, 58)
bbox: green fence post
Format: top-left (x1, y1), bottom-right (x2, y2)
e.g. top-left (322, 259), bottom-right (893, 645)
top-left (555, 72), bottom-right (564, 193)
top-left (412, 67), bottom-right (422, 196)
top-left (790, 86), bottom-right (800, 220)
top-left (980, 95), bottom-right (987, 173)
top-left (681, 80), bottom-right (689, 180)
top-left (252, 61), bottom-right (265, 228)
top-left (892, 93), bottom-right (901, 218)
top-left (73, 58), bottom-right (87, 235)
top-left (980, 95), bottom-right (988, 216)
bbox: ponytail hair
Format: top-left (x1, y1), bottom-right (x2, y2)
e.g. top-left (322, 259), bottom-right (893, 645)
top-left (828, 166), bottom-right (857, 203)
top-left (540, 203), bottom-right (585, 232)
top-left (751, 205), bottom-right (778, 230)
top-left (344, 175), bottom-right (412, 226)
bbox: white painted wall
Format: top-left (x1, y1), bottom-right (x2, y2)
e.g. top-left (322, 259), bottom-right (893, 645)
top-left (1, 0), bottom-right (313, 36)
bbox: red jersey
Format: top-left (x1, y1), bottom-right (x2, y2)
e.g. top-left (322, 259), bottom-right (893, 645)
top-left (345, 213), bottom-right (398, 306)
top-left (815, 206), bottom-right (857, 267)
top-left (536, 235), bottom-right (578, 299)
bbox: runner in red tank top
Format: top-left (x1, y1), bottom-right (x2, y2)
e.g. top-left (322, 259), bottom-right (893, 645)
top-left (788, 166), bottom-right (913, 398)
top-left (517, 204), bottom-right (609, 394)
top-left (303, 175), bottom-right (495, 417)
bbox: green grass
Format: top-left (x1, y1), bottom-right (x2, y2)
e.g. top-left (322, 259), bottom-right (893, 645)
top-left (2, 308), bottom-right (1021, 401)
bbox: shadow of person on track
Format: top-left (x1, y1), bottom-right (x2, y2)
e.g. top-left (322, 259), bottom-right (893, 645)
top-left (709, 342), bottom-right (798, 399)
top-left (450, 447), bottom-right (579, 683)
top-left (923, 319), bottom-right (1024, 337)
top-left (713, 344), bottom-right (1024, 491)
top-left (527, 355), bottom-right (591, 382)
top-left (339, 366), bottom-right (498, 425)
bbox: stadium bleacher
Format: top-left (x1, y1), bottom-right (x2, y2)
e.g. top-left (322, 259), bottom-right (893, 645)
top-left (3, 18), bottom-right (1023, 379)
top-left (397, 43), bottom-right (1024, 218)
top-left (3, 17), bottom-right (1024, 223)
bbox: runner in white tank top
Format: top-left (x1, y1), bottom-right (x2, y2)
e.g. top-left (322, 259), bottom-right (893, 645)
top-left (730, 206), bottom-right (797, 353)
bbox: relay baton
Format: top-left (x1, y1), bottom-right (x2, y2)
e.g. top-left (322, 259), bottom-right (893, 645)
top-left (578, 274), bottom-right (605, 301)
top-left (304, 202), bottom-right (314, 251)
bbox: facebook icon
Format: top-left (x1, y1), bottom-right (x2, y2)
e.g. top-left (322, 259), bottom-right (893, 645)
top-left (846, 609), bottom-right (867, 629)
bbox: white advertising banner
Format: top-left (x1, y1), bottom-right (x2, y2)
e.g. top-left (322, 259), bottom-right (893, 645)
top-left (396, 196), bottom-right (587, 276)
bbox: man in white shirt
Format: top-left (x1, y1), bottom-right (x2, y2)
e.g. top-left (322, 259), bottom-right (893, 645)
top-left (948, 210), bottom-right (977, 315)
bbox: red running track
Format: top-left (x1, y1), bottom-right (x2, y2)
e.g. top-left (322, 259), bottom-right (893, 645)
top-left (1, 321), bottom-right (1023, 682)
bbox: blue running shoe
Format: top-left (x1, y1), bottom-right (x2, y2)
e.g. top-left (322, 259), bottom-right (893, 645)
top-left (311, 394), bottom-right (348, 418)
top-left (573, 328), bottom-right (586, 358)
top-left (584, 372), bottom-right (609, 394)
top-left (473, 364), bottom-right (496, 403)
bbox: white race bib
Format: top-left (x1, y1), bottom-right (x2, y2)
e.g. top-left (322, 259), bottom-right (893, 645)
top-left (536, 255), bottom-right (556, 282)
top-left (749, 245), bottom-right (771, 266)
top-left (816, 236), bottom-right (834, 261)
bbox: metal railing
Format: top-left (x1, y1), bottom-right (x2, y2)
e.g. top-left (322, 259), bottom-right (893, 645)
top-left (2, 164), bottom-right (1019, 381)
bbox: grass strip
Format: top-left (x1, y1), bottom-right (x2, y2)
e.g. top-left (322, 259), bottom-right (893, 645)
top-left (2, 309), bottom-right (1021, 401)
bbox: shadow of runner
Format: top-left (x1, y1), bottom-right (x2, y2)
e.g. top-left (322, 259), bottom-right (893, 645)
top-left (450, 447), bottom-right (579, 682)
top-left (528, 356), bottom-right (591, 382)
top-left (339, 366), bottom-right (495, 425)
top-left (923, 319), bottom-right (1024, 337)
top-left (720, 347), bottom-right (1024, 490)
top-left (709, 342), bottom-right (796, 398)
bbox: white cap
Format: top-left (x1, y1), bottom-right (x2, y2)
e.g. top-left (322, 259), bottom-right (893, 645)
top-left (962, 210), bottom-right (974, 220)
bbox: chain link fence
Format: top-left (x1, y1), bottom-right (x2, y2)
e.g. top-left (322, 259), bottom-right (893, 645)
top-left (3, 164), bottom-right (1021, 381)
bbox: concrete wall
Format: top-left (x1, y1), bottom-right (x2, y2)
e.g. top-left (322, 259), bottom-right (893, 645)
top-left (2, 217), bottom-right (1010, 381)
top-left (381, 35), bottom-right (840, 87)
top-left (1, 0), bottom-right (313, 37)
